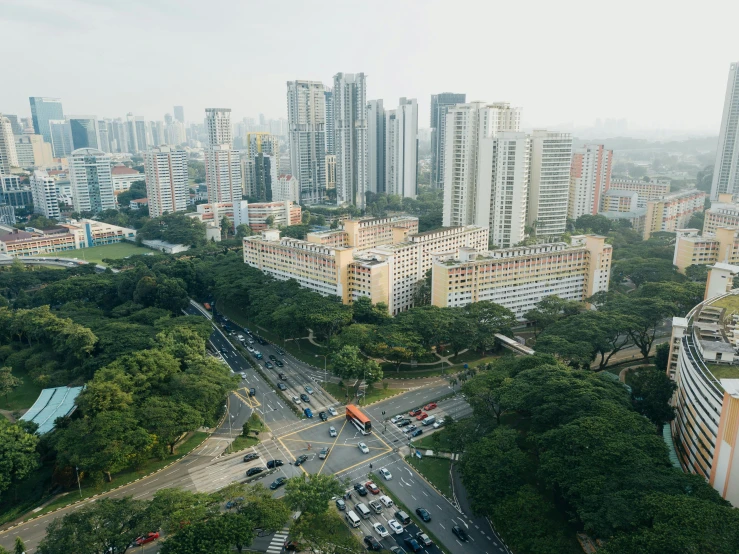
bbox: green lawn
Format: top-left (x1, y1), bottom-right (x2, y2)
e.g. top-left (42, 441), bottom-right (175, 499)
top-left (224, 414), bottom-right (265, 454)
top-left (9, 431), bottom-right (208, 523)
top-left (405, 455), bottom-right (453, 498)
top-left (48, 242), bottom-right (153, 265)
top-left (323, 382), bottom-right (406, 405)
top-left (0, 366), bottom-right (42, 412)
top-left (412, 430), bottom-right (455, 453)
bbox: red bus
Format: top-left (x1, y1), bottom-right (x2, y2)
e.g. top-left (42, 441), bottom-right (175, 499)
top-left (346, 404), bottom-right (372, 435)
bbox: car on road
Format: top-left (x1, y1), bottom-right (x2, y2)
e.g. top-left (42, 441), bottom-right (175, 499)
top-left (243, 452), bottom-right (259, 462)
top-left (415, 507), bottom-right (431, 522)
top-left (404, 425), bottom-right (417, 434)
top-left (292, 395), bottom-right (301, 404)
top-left (390, 414), bottom-right (403, 423)
top-left (247, 338), bottom-right (255, 344)
top-left (416, 532), bottom-right (432, 547)
top-left (278, 382), bottom-right (287, 391)
top-left (319, 411), bottom-right (328, 421)
top-left (237, 334), bottom-right (244, 340)
top-left (329, 426), bottom-right (337, 437)
top-left (131, 532), bottom-right (159, 546)
top-left (275, 360), bottom-right (284, 367)
top-left (363, 536), bottom-right (382, 551)
top-left (396, 418), bottom-right (411, 427)
top-left (394, 510), bottom-right (410, 525)
top-left (300, 393), bottom-right (310, 403)
top-left (246, 466), bottom-right (265, 477)
top-left (389, 547), bottom-right (408, 554)
top-left (372, 522), bottom-right (389, 538)
top-left (278, 373), bottom-right (287, 380)
top-left (264, 361), bottom-right (274, 369)
top-left (387, 519), bottom-right (403, 534)
top-left (304, 385), bottom-right (314, 394)
top-left (365, 481), bottom-right (380, 494)
top-left (256, 337), bottom-right (267, 345)
top-left (379, 495), bottom-right (394, 508)
top-left (249, 387), bottom-right (256, 397)
top-left (353, 483), bottom-right (368, 496)
top-left (433, 418), bottom-right (445, 429)
top-left (379, 467), bottom-right (392, 480)
top-left (294, 455), bottom-right (308, 466)
top-left (266, 459), bottom-right (283, 468)
top-left (368, 499), bottom-right (383, 514)
top-left (424, 402), bottom-right (437, 411)
top-left (220, 348), bottom-right (228, 355)
top-left (335, 498), bottom-right (346, 511)
top-left (304, 408), bottom-right (313, 418)
top-left (319, 447), bottom-right (330, 459)
top-left (452, 525), bottom-right (469, 542)
top-left (410, 428), bottom-right (423, 438)
top-left (275, 347), bottom-right (284, 355)
top-left (328, 406), bottom-right (338, 416)
top-left (416, 412), bottom-right (428, 421)
top-left (358, 442), bottom-right (369, 454)
top-left (255, 352), bottom-right (263, 359)
top-left (404, 538), bottom-right (422, 552)
top-left (408, 408), bottom-right (422, 417)
top-left (246, 346), bottom-right (255, 353)
top-left (269, 354), bottom-right (277, 361)
top-left (270, 477), bottom-right (287, 490)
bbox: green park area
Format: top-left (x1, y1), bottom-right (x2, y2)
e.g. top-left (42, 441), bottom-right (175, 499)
top-left (46, 242), bottom-right (153, 265)
top-left (405, 455), bottom-right (453, 498)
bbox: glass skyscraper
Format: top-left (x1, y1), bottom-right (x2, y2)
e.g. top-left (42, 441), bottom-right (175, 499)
top-left (29, 97), bottom-right (64, 144)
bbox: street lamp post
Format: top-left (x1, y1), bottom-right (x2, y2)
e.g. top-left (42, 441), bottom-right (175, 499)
top-left (315, 354), bottom-right (328, 385)
top-left (75, 466), bottom-right (82, 498)
top-left (224, 403), bottom-right (231, 437)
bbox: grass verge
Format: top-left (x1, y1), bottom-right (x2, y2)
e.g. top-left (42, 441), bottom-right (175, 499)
top-left (411, 430), bottom-right (454, 453)
top-left (224, 414), bottom-right (265, 454)
top-left (369, 472), bottom-right (449, 554)
top-left (0, 366), bottom-right (42, 412)
top-left (11, 431), bottom-right (208, 523)
top-left (323, 382), bottom-right (406, 406)
top-left (405, 456), bottom-right (453, 498)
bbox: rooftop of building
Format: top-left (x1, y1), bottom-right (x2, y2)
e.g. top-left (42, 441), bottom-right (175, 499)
top-left (130, 198), bottom-right (149, 204)
top-left (600, 208), bottom-right (647, 219)
top-left (111, 165), bottom-right (142, 176)
top-left (0, 229), bottom-right (37, 243)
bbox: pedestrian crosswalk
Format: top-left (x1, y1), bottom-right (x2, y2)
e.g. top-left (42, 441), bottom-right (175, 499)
top-left (266, 525), bottom-right (290, 554)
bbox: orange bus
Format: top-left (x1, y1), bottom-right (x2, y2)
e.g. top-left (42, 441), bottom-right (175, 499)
top-left (346, 404), bottom-right (371, 435)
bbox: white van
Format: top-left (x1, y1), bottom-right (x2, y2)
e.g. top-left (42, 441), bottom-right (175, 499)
top-left (355, 502), bottom-right (371, 519)
top-left (379, 495), bottom-right (394, 508)
top-left (422, 415), bottom-right (436, 426)
top-left (345, 510), bottom-right (361, 528)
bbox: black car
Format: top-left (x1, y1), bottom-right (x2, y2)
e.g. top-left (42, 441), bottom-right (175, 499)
top-left (278, 373), bottom-right (287, 380)
top-left (410, 428), bottom-right (423, 438)
top-left (353, 483), bottom-right (368, 496)
top-left (269, 477), bottom-right (287, 490)
top-left (264, 361), bottom-right (274, 369)
top-left (275, 348), bottom-right (285, 355)
top-left (300, 393), bottom-right (310, 403)
top-left (319, 411), bottom-right (328, 421)
top-left (452, 525), bottom-right (468, 542)
top-left (278, 382), bottom-right (287, 391)
top-left (220, 348), bottom-right (227, 355)
top-left (404, 538), bottom-right (422, 553)
top-left (246, 466), bottom-right (265, 477)
top-left (256, 337), bottom-right (267, 345)
top-left (266, 459), bottom-right (284, 468)
top-left (294, 455), bottom-right (308, 466)
top-left (396, 419), bottom-right (411, 427)
top-left (243, 453), bottom-right (259, 462)
top-left (275, 360), bottom-right (284, 367)
top-left (269, 354), bottom-right (277, 361)
top-left (249, 388), bottom-right (256, 397)
top-left (389, 547), bottom-right (408, 554)
top-left (363, 536), bottom-right (382, 551)
top-left (335, 498), bottom-right (346, 511)
top-left (415, 507), bottom-right (431, 522)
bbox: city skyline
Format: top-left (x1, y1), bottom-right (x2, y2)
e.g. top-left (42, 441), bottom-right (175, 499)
top-left (2, 0), bottom-right (737, 133)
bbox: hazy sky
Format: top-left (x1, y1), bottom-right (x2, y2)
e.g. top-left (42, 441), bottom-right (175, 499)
top-left (1, 0), bottom-right (737, 133)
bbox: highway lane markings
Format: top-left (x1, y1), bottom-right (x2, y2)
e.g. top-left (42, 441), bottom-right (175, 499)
top-left (317, 418), bottom-right (349, 475)
top-left (422, 490), bottom-right (429, 496)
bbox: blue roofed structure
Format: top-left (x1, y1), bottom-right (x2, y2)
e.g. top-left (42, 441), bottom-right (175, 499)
top-left (20, 386), bottom-right (84, 434)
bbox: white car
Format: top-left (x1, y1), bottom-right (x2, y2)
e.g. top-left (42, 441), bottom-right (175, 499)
top-left (433, 418), bottom-right (445, 429)
top-left (378, 467), bottom-right (392, 480)
top-left (246, 346), bottom-right (255, 353)
top-left (240, 372), bottom-right (246, 378)
top-left (329, 426), bottom-right (337, 437)
top-left (372, 522), bottom-right (389, 538)
top-left (379, 495), bottom-right (393, 508)
top-left (358, 442), bottom-right (369, 454)
top-left (328, 406), bottom-right (338, 416)
top-left (387, 519), bottom-right (403, 535)
top-left (390, 415), bottom-right (403, 423)
top-left (292, 396), bottom-right (301, 404)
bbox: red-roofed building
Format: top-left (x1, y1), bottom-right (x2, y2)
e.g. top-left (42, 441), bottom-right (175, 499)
top-left (111, 165), bottom-right (143, 193)
top-left (129, 197), bottom-right (149, 210)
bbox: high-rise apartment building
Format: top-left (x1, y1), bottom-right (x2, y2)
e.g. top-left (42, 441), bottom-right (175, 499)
top-left (29, 97), bottom-right (64, 144)
top-left (324, 89), bottom-right (334, 155)
top-left (711, 62), bottom-right (739, 199)
top-left (97, 120), bottom-right (111, 153)
top-left (125, 113), bottom-right (139, 153)
top-left (15, 135), bottom-right (53, 168)
top-left (0, 115), bottom-right (18, 174)
top-left (326, 155), bottom-right (336, 192)
top-left (367, 100), bottom-right (385, 194)
top-left (527, 130), bottom-right (573, 237)
top-left (205, 108), bottom-right (232, 147)
top-left (243, 133), bottom-right (279, 201)
top-left (166, 121), bottom-right (186, 146)
top-left (430, 92), bottom-right (466, 189)
top-left (441, 102), bottom-right (524, 247)
top-left (48, 120), bottom-right (73, 158)
top-left (30, 170), bottom-right (60, 219)
top-left (387, 98), bottom-right (418, 198)
top-left (150, 121), bottom-right (165, 147)
top-left (68, 148), bottom-right (115, 213)
top-left (569, 144), bottom-right (613, 218)
top-left (134, 117), bottom-right (149, 151)
top-left (5, 115), bottom-right (22, 135)
top-left (144, 146), bottom-right (189, 217)
top-left (333, 72), bottom-right (368, 208)
top-left (174, 106), bottom-right (185, 125)
top-left (287, 80), bottom-right (326, 204)
top-left (205, 145), bottom-right (243, 221)
top-left (69, 116), bottom-right (100, 150)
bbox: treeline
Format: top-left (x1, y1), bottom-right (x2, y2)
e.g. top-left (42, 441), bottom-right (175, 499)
top-left (457, 355), bottom-right (739, 554)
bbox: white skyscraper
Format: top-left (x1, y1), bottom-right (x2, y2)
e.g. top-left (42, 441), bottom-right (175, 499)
top-left (205, 145), bottom-right (243, 223)
top-left (144, 146), bottom-right (189, 217)
top-left (48, 120), bottom-right (73, 158)
top-left (367, 99), bottom-right (385, 194)
top-left (388, 98), bottom-right (418, 198)
top-left (385, 110), bottom-right (396, 195)
top-left (125, 113), bottom-right (139, 153)
top-left (325, 88), bottom-right (334, 155)
top-left (527, 130), bottom-right (573, 238)
top-left (441, 102), bottom-right (532, 247)
top-left (30, 170), bottom-right (60, 219)
top-left (711, 62), bottom-right (739, 199)
top-left (333, 72), bottom-right (368, 208)
top-left (287, 80), bottom-right (326, 204)
top-left (205, 108), bottom-right (232, 147)
top-left (68, 148), bottom-right (115, 213)
top-left (0, 115), bottom-right (18, 174)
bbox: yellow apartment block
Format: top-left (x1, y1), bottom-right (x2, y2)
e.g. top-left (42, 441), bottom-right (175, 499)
top-left (609, 178), bottom-right (670, 203)
top-left (704, 194), bottom-right (739, 235)
top-left (643, 190), bottom-right (707, 239)
top-left (673, 227), bottom-right (739, 273)
top-left (306, 216), bottom-right (419, 249)
top-left (430, 235), bottom-right (611, 319)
